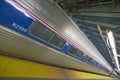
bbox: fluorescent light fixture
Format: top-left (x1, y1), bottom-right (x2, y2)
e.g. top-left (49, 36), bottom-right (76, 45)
top-left (107, 31), bottom-right (120, 71)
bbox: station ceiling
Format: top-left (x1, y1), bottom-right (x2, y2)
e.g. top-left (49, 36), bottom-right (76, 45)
top-left (56, 0), bottom-right (120, 70)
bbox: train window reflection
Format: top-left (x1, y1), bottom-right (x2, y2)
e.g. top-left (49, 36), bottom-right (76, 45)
top-left (76, 50), bottom-right (83, 57)
top-left (85, 56), bottom-right (92, 62)
top-left (29, 21), bottom-right (52, 41)
top-left (49, 34), bottom-right (66, 48)
top-left (29, 21), bottom-right (66, 48)
top-left (95, 62), bottom-right (98, 66)
top-left (68, 46), bottom-right (78, 55)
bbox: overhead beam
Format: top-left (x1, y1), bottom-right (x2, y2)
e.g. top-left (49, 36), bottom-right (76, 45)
top-left (80, 13), bottom-right (120, 18)
top-left (72, 18), bottom-right (119, 28)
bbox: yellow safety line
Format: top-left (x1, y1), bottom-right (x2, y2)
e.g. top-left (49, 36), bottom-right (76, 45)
top-left (65, 69), bottom-right (116, 79)
top-left (0, 54), bottom-right (65, 78)
top-left (0, 54), bottom-right (117, 79)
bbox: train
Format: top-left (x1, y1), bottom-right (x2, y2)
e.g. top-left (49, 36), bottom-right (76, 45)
top-left (0, 0), bottom-right (118, 77)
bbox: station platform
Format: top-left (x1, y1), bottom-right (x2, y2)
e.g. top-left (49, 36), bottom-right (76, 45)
top-left (0, 54), bottom-right (117, 80)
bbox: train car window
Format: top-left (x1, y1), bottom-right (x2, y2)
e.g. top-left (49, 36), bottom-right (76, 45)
top-left (75, 50), bottom-right (83, 58)
top-left (89, 58), bottom-right (92, 62)
top-left (68, 46), bottom-right (78, 55)
top-left (49, 34), bottom-right (66, 48)
top-left (95, 62), bottom-right (98, 66)
top-left (29, 21), bottom-right (66, 48)
top-left (85, 56), bottom-right (92, 62)
top-left (29, 21), bottom-right (53, 41)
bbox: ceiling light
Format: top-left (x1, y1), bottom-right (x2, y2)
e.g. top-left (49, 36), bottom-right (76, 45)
top-left (107, 30), bottom-right (120, 71)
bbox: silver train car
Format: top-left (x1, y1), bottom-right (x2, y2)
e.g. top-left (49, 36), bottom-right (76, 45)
top-left (0, 0), bottom-right (117, 77)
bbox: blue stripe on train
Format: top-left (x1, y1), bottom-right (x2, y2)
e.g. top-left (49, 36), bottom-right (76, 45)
top-left (0, 0), bottom-right (68, 53)
top-left (0, 0), bottom-right (33, 35)
top-left (0, 0), bottom-right (84, 62)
